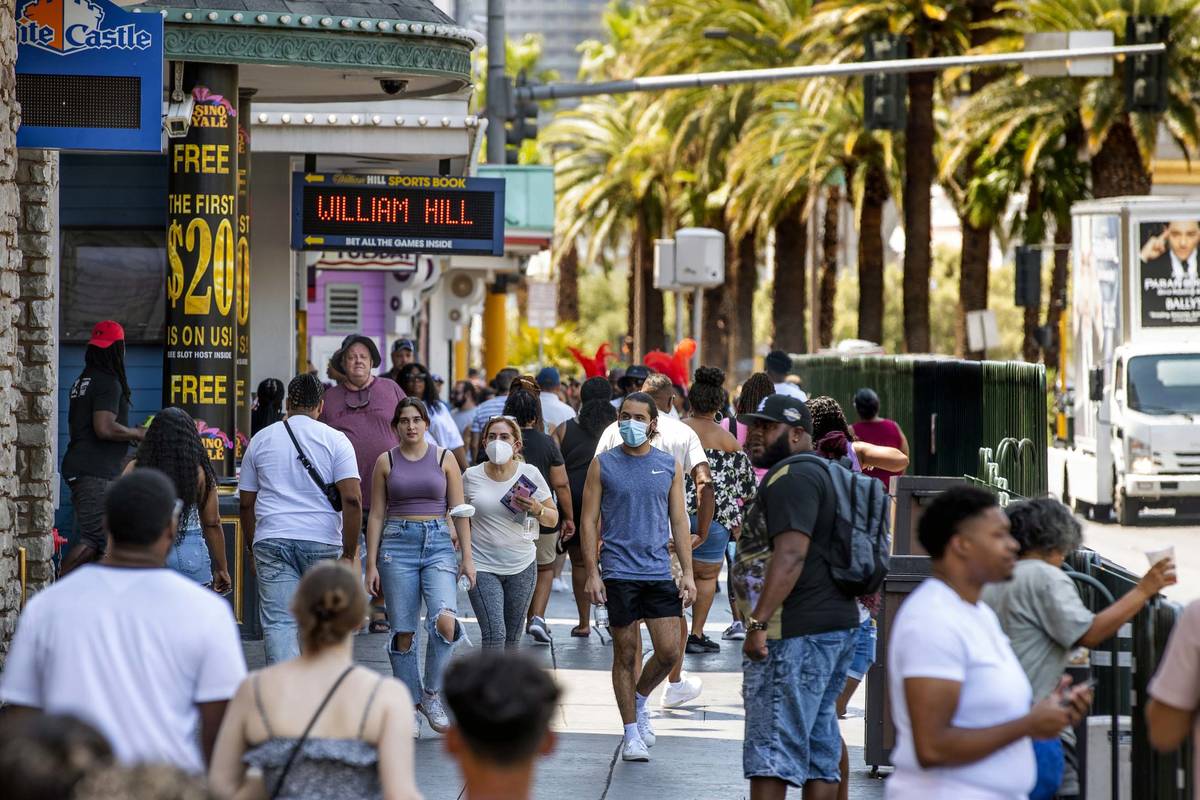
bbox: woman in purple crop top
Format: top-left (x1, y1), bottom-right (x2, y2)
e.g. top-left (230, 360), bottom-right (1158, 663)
top-left (364, 397), bottom-right (473, 739)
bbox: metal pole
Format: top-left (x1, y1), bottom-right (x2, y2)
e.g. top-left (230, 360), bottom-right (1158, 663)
top-left (808, 200), bottom-right (819, 354)
top-left (518, 44), bottom-right (1165, 102)
top-left (674, 291), bottom-right (684, 348)
top-left (485, 0), bottom-right (506, 164)
top-left (537, 327), bottom-right (544, 366)
top-left (692, 288), bottom-right (704, 371)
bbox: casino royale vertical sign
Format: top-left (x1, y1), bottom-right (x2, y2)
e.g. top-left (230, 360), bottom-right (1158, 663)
top-left (234, 89), bottom-right (253, 462)
top-left (165, 63), bottom-right (239, 475)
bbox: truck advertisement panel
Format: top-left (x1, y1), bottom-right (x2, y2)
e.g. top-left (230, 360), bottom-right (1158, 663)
top-left (1138, 220), bottom-right (1200, 327)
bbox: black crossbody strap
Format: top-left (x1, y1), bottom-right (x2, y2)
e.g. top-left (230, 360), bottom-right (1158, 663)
top-left (283, 419), bottom-right (331, 495)
top-left (269, 665), bottom-right (356, 799)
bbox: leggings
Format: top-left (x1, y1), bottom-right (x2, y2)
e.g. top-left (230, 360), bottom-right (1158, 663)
top-left (468, 562), bottom-right (537, 649)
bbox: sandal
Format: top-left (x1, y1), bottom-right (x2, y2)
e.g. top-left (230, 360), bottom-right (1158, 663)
top-left (570, 625), bottom-right (591, 638)
top-left (369, 618), bottom-right (390, 634)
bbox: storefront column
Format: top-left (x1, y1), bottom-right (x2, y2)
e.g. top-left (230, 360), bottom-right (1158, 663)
top-left (165, 62), bottom-right (239, 476)
top-left (483, 280), bottom-right (508, 379)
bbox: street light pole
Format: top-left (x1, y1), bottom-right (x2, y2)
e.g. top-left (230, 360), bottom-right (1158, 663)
top-left (485, 0), bottom-right (506, 164)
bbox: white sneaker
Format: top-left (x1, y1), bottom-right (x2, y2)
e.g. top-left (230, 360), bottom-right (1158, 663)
top-left (412, 710), bottom-right (421, 739)
top-left (636, 710), bottom-right (656, 747)
top-left (552, 576), bottom-right (570, 593)
top-left (527, 616), bottom-right (552, 644)
top-left (661, 673), bottom-right (703, 708)
top-left (420, 692), bottom-right (450, 733)
top-left (621, 736), bottom-right (650, 762)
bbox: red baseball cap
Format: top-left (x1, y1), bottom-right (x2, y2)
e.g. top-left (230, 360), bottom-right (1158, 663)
top-left (88, 320), bottom-right (125, 349)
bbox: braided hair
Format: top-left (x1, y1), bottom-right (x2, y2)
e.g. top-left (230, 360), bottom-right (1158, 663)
top-left (251, 378), bottom-right (285, 435)
top-left (735, 372), bottom-right (774, 416)
top-left (85, 343), bottom-right (131, 402)
top-left (288, 373), bottom-right (324, 411)
top-left (133, 407), bottom-right (214, 528)
top-left (807, 395), bottom-right (856, 460)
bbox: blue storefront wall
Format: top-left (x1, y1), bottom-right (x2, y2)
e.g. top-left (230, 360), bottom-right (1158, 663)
top-left (54, 154), bottom-right (166, 541)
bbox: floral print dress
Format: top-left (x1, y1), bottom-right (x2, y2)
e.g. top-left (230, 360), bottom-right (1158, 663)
top-left (685, 448), bottom-right (759, 531)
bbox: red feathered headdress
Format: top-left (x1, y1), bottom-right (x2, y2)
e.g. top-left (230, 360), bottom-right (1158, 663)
top-left (568, 343), bottom-right (613, 379)
top-left (644, 338), bottom-right (697, 388)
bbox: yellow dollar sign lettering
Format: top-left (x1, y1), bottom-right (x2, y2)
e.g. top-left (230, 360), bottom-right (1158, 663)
top-left (167, 220), bottom-right (184, 308)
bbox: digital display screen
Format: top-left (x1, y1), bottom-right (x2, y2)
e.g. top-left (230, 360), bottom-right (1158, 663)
top-left (292, 173), bottom-right (506, 256)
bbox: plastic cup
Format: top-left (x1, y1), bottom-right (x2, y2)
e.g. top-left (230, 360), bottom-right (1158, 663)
top-left (1146, 545), bottom-right (1175, 567)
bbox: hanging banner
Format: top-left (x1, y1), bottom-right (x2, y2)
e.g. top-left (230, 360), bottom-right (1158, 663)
top-left (1137, 220), bottom-right (1200, 328)
top-left (234, 89), bottom-right (253, 461)
top-left (165, 62), bottom-right (239, 475)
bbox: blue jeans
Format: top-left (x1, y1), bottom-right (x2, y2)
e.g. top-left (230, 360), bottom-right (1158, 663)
top-left (743, 628), bottom-right (857, 786)
top-left (254, 537), bottom-right (343, 665)
top-left (377, 519), bottom-right (464, 698)
top-left (166, 527), bottom-right (212, 586)
top-left (846, 615), bottom-right (877, 682)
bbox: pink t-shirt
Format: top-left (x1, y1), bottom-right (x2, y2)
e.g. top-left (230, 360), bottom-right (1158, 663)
top-left (319, 378), bottom-right (405, 511)
top-left (851, 418), bottom-right (906, 485)
top-left (1148, 598), bottom-right (1200, 790)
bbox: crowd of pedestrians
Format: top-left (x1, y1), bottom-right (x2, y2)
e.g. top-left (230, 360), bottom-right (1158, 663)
top-left (10, 320), bottom-right (1200, 799)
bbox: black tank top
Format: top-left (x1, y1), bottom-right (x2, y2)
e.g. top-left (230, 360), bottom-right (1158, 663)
top-left (560, 419), bottom-right (599, 528)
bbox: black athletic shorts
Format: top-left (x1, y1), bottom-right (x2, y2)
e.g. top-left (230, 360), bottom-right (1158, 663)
top-left (604, 579), bottom-right (682, 628)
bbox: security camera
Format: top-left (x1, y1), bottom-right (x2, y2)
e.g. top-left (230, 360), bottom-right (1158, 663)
top-left (162, 95), bottom-right (195, 139)
top-left (379, 79), bottom-right (408, 96)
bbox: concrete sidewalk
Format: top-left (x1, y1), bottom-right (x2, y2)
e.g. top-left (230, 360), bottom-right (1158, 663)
top-left (243, 579), bottom-right (888, 800)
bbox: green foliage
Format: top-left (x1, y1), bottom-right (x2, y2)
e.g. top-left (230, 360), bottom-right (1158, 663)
top-left (577, 266), bottom-right (629, 353)
top-left (507, 322), bottom-right (586, 374)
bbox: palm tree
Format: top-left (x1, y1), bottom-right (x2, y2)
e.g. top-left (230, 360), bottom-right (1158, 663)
top-left (804, 0), bottom-right (973, 353)
top-left (979, 0), bottom-right (1200, 198)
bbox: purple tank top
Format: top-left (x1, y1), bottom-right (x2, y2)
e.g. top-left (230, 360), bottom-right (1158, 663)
top-left (386, 445), bottom-right (448, 517)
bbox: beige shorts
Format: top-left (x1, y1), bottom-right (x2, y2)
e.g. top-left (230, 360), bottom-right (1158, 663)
top-left (536, 532), bottom-right (559, 567)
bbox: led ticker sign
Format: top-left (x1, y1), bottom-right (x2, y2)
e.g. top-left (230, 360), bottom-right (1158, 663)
top-left (292, 173), bottom-right (506, 256)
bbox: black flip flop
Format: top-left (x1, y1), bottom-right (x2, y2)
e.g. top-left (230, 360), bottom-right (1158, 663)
top-left (570, 626), bottom-right (591, 637)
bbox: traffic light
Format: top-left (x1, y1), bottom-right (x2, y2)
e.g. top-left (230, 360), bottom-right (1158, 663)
top-left (1125, 16), bottom-right (1169, 114)
top-left (505, 70), bottom-right (539, 164)
top-left (863, 34), bottom-right (907, 132)
top-left (1015, 246), bottom-right (1041, 308)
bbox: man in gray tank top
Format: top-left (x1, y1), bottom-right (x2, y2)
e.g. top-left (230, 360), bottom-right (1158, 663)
top-left (578, 392), bottom-right (696, 763)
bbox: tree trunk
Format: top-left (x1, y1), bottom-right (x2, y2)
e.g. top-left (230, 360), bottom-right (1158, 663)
top-left (1091, 118), bottom-right (1152, 198)
top-left (702, 282), bottom-right (729, 375)
top-left (773, 207), bottom-right (808, 353)
top-left (858, 164), bottom-right (886, 344)
top-left (730, 233), bottom-right (758, 381)
top-left (819, 186), bottom-right (840, 349)
top-left (640, 224), bottom-right (665, 355)
top-left (630, 210), bottom-right (665, 361)
top-left (957, 222), bottom-right (991, 359)
top-left (902, 70), bottom-right (935, 353)
top-left (1021, 304), bottom-right (1039, 362)
top-left (1044, 221), bottom-right (1071, 369)
top-left (557, 240), bottom-right (579, 323)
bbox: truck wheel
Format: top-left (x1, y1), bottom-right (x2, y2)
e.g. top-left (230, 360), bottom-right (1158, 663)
top-left (1115, 489), bottom-right (1139, 526)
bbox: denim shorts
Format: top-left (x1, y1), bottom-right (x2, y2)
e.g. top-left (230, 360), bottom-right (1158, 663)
top-left (165, 527), bottom-right (213, 586)
top-left (688, 515), bottom-right (732, 564)
top-left (846, 616), bottom-right (878, 681)
top-left (743, 628), bottom-right (856, 786)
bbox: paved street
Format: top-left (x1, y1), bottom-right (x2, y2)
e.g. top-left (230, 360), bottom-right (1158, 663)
top-left (1081, 515), bottom-right (1200, 604)
top-left (243, 576), bottom-right (887, 800)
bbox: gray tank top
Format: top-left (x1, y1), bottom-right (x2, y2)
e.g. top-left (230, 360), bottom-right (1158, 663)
top-left (598, 446), bottom-right (676, 580)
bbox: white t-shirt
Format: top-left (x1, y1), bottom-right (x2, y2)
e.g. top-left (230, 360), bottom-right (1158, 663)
top-left (774, 382), bottom-right (808, 401)
top-left (540, 392), bottom-right (577, 432)
top-left (594, 413), bottom-right (709, 474)
top-left (0, 566), bottom-right (246, 773)
top-left (887, 578), bottom-right (1035, 800)
top-left (428, 402), bottom-right (465, 451)
top-left (239, 415), bottom-right (359, 547)
top-left (463, 462), bottom-right (552, 575)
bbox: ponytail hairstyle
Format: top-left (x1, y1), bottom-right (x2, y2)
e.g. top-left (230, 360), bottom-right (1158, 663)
top-left (291, 561), bottom-right (367, 653)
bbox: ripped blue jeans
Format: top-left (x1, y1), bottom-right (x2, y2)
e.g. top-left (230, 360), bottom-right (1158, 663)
top-left (377, 518), bottom-right (463, 700)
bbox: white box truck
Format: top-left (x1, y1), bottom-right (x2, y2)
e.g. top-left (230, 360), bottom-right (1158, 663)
top-left (1048, 197), bottom-right (1200, 524)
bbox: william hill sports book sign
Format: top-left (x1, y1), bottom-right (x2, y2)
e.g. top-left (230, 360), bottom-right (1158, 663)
top-left (292, 173), bottom-right (506, 256)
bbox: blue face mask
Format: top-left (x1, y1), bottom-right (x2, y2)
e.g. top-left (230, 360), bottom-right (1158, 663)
top-left (618, 419), bottom-right (649, 447)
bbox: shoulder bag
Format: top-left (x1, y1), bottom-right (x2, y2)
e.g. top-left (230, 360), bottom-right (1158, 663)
top-left (283, 419), bottom-right (343, 512)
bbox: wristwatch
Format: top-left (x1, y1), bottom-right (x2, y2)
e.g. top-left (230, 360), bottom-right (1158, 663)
top-left (746, 616), bottom-right (768, 633)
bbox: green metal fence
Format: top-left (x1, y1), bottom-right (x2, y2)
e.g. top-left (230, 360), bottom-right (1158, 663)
top-left (792, 354), bottom-right (1048, 494)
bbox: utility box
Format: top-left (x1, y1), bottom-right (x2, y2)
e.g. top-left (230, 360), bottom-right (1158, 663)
top-left (1087, 715), bottom-right (1133, 800)
top-left (653, 238), bottom-right (680, 290)
top-left (674, 227), bottom-right (725, 287)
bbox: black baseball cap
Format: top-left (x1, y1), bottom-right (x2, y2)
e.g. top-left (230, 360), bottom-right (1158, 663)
top-left (623, 365), bottom-right (651, 383)
top-left (392, 338), bottom-right (415, 353)
top-left (737, 394), bottom-right (813, 433)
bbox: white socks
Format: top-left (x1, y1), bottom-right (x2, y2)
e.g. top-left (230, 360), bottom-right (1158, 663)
top-left (635, 692), bottom-right (649, 715)
top-left (623, 722), bottom-right (640, 742)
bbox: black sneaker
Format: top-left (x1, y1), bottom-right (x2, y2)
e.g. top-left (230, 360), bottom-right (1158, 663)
top-left (686, 634), bottom-right (721, 654)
